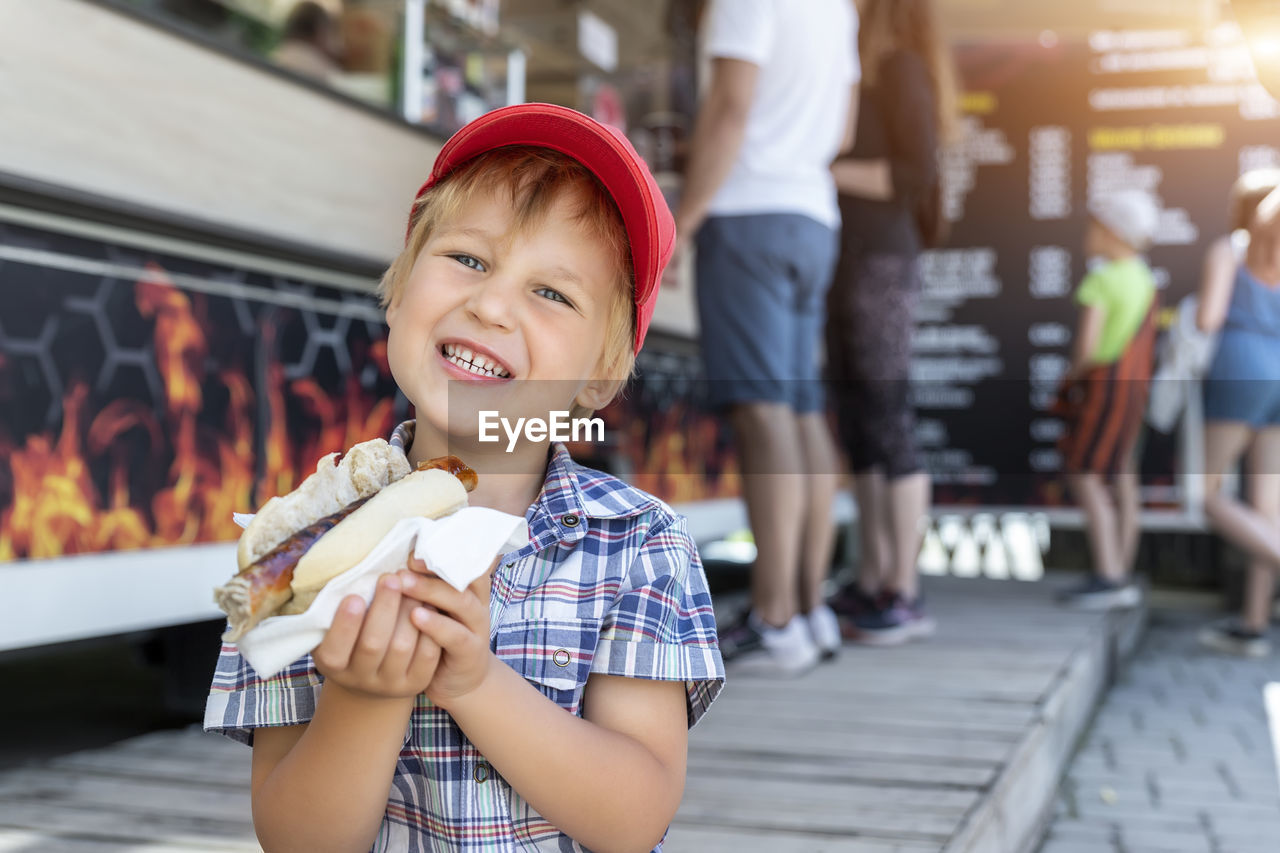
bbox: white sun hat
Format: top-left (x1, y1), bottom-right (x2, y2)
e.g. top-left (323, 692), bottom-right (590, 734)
top-left (1089, 189), bottom-right (1161, 251)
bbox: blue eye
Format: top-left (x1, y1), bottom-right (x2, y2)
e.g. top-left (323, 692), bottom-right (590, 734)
top-left (535, 287), bottom-right (572, 306)
top-left (451, 254), bottom-right (485, 272)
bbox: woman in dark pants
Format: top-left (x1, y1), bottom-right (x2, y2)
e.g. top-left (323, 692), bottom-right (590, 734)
top-left (827, 0), bottom-right (957, 645)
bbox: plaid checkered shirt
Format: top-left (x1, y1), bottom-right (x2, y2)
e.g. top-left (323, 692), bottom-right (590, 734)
top-left (205, 421), bottom-right (725, 851)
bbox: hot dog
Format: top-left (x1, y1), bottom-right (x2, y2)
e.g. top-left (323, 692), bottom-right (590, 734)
top-left (214, 439), bottom-right (476, 641)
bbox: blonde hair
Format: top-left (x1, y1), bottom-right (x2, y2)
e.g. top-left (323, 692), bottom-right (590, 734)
top-left (858, 0), bottom-right (960, 144)
top-left (379, 147), bottom-right (637, 413)
top-left (1230, 168), bottom-right (1280, 232)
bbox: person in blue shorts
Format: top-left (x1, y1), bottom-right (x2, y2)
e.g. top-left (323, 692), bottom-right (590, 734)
top-left (675, 0), bottom-right (859, 675)
top-left (1198, 172), bottom-right (1280, 657)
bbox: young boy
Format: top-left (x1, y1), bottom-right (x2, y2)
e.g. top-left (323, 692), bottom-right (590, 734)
top-left (205, 104), bottom-right (725, 852)
top-left (1056, 188), bottom-right (1160, 610)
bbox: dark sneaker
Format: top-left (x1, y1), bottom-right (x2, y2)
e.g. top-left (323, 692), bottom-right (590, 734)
top-left (718, 611), bottom-right (819, 676)
top-left (828, 584), bottom-right (880, 620)
top-left (1057, 576), bottom-right (1142, 611)
top-left (1197, 619), bottom-right (1271, 658)
top-left (844, 592), bottom-right (914, 646)
top-left (718, 610), bottom-right (766, 660)
top-left (902, 593), bottom-right (936, 639)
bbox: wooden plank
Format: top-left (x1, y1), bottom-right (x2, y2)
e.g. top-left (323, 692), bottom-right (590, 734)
top-left (0, 769), bottom-right (252, 823)
top-left (665, 823), bottom-right (942, 853)
top-left (107, 728), bottom-right (247, 756)
top-left (681, 775), bottom-right (979, 814)
top-left (705, 705), bottom-right (1029, 742)
top-left (792, 648), bottom-right (1068, 670)
top-left (715, 675), bottom-right (1050, 705)
top-left (47, 751), bottom-right (251, 789)
top-left (685, 752), bottom-right (997, 789)
top-left (690, 723), bottom-right (1015, 765)
top-left (673, 797), bottom-right (956, 840)
top-left (0, 828), bottom-right (260, 853)
top-left (701, 689), bottom-right (1041, 725)
top-left (98, 731), bottom-right (252, 768)
top-left (705, 702), bottom-right (1037, 732)
top-left (0, 802), bottom-right (256, 849)
top-left (725, 671), bottom-right (1057, 696)
top-left (941, 604), bottom-right (1143, 853)
top-left (0, 576), bottom-right (1137, 853)
top-left (705, 669), bottom-right (1047, 697)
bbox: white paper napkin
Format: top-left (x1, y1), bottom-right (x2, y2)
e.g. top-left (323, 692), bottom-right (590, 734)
top-left (233, 507), bottom-right (527, 679)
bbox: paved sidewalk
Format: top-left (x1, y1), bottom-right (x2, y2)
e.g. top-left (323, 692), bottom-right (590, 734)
top-left (1038, 610), bottom-right (1280, 853)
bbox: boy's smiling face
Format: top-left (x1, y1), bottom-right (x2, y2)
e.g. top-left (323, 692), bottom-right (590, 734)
top-left (385, 185), bottom-right (625, 448)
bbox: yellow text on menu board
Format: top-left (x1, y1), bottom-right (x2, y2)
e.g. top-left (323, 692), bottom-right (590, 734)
top-left (1088, 124), bottom-right (1226, 151)
top-left (962, 91), bottom-right (998, 115)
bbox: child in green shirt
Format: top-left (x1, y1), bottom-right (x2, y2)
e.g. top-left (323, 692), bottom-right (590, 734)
top-left (1057, 189), bottom-right (1160, 610)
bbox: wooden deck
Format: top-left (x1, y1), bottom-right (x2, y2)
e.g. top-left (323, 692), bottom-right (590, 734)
top-left (0, 576), bottom-right (1142, 852)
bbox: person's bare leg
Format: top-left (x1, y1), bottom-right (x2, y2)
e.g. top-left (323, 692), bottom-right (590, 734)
top-left (886, 471), bottom-right (930, 599)
top-left (1114, 452), bottom-right (1141, 580)
top-left (1242, 558), bottom-right (1276, 632)
top-left (852, 469), bottom-right (890, 594)
top-left (797, 412), bottom-right (841, 612)
top-left (1201, 422), bottom-right (1280, 568)
top-left (731, 402), bottom-right (806, 628)
top-left (1242, 428), bottom-right (1280, 631)
top-left (1068, 472), bottom-right (1123, 583)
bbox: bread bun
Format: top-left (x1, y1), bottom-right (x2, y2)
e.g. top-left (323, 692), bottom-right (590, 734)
top-left (281, 467), bottom-right (469, 613)
top-left (236, 438), bottom-right (410, 571)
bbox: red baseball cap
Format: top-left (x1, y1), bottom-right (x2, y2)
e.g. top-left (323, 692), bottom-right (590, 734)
top-left (408, 103), bottom-right (676, 355)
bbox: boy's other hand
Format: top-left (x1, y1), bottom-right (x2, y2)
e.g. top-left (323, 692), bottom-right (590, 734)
top-left (399, 560), bottom-right (496, 711)
top-left (312, 574), bottom-right (442, 700)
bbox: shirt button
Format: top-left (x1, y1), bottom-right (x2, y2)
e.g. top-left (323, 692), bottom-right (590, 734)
top-left (474, 761), bottom-right (489, 783)
top-left (561, 513), bottom-right (580, 528)
top-left (552, 649), bottom-right (572, 667)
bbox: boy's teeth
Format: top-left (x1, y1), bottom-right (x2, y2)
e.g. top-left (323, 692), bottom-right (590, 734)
top-left (442, 343), bottom-right (509, 378)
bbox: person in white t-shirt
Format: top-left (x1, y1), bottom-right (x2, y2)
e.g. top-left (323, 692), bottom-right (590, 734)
top-left (675, 0), bottom-right (859, 676)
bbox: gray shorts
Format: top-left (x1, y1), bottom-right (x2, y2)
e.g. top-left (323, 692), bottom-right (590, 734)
top-left (695, 214), bottom-right (839, 412)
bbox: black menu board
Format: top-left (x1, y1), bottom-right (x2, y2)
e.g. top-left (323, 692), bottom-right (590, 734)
top-left (918, 25), bottom-right (1280, 507)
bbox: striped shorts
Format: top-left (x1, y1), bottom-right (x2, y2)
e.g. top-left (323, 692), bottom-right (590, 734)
top-left (1056, 305), bottom-right (1157, 477)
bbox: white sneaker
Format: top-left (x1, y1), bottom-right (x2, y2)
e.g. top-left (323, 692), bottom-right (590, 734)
top-left (723, 612), bottom-right (820, 677)
top-left (804, 604), bottom-right (842, 660)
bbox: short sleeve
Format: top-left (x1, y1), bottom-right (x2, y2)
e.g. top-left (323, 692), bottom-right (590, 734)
top-left (1075, 268), bottom-right (1108, 308)
top-left (203, 642), bottom-right (323, 745)
top-left (590, 514), bottom-right (725, 727)
top-left (704, 0), bottom-right (774, 66)
top-left (847, 6), bottom-right (862, 84)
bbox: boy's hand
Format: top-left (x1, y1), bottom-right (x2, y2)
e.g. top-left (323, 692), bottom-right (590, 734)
top-left (312, 574), bottom-right (441, 700)
top-left (399, 560), bottom-right (496, 710)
